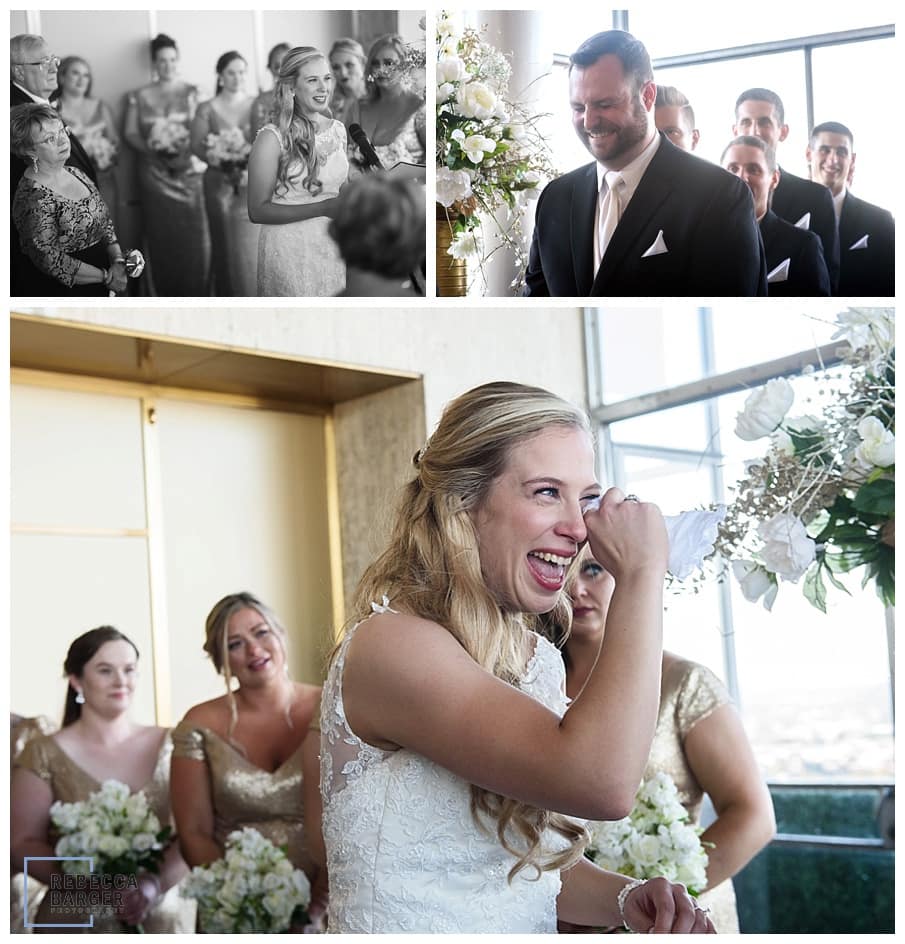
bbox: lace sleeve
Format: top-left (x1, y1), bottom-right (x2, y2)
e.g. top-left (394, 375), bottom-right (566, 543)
top-left (12, 184), bottom-right (80, 287)
top-left (170, 721), bottom-right (207, 761)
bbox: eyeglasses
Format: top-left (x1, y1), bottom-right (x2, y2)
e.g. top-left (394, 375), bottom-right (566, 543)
top-left (14, 54), bottom-right (60, 70)
top-left (35, 126), bottom-right (69, 146)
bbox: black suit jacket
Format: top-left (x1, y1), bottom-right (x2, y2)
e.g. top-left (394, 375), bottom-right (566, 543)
top-left (525, 134), bottom-right (767, 297)
top-left (759, 209), bottom-right (830, 296)
top-left (10, 81), bottom-right (99, 296)
top-left (837, 191), bottom-right (895, 297)
top-left (771, 167), bottom-right (839, 293)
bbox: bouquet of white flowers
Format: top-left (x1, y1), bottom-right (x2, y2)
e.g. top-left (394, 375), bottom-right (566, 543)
top-left (717, 308), bottom-right (894, 611)
top-left (82, 133), bottom-right (117, 172)
top-left (180, 827), bottom-right (311, 933)
top-left (147, 116), bottom-right (189, 156)
top-left (586, 772), bottom-right (710, 896)
top-left (50, 779), bottom-right (172, 929)
top-left (204, 127), bottom-right (252, 193)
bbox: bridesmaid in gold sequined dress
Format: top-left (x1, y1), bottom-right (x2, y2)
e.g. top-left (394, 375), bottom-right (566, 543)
top-left (170, 592), bottom-right (328, 931)
top-left (10, 627), bottom-right (193, 933)
top-left (553, 551), bottom-right (776, 933)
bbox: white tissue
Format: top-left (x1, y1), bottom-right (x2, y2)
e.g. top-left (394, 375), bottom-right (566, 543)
top-left (582, 500), bottom-right (726, 579)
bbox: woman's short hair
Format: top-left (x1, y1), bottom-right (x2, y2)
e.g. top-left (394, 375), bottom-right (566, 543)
top-left (62, 626), bottom-right (139, 727)
top-left (329, 37), bottom-right (366, 67)
top-left (57, 55), bottom-right (92, 98)
top-left (150, 33), bottom-right (177, 61)
top-left (329, 173), bottom-right (424, 278)
top-left (10, 102), bottom-right (63, 158)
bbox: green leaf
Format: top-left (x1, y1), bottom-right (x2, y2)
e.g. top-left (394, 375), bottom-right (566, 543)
top-left (853, 478), bottom-right (895, 517)
top-left (802, 565), bottom-right (828, 613)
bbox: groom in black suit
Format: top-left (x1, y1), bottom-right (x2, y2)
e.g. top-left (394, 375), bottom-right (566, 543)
top-left (10, 33), bottom-right (97, 295)
top-left (525, 30), bottom-right (766, 297)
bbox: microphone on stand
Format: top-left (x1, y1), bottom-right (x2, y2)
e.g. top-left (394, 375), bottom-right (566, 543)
top-left (348, 123), bottom-right (384, 172)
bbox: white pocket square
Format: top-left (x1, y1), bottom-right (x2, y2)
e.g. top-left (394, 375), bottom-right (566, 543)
top-left (767, 258), bottom-right (790, 283)
top-left (849, 234), bottom-right (869, 250)
top-left (794, 212), bottom-right (811, 229)
top-left (641, 230), bottom-right (668, 257)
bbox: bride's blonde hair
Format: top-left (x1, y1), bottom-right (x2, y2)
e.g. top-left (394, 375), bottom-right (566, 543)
top-left (269, 46), bottom-right (328, 198)
top-left (349, 381), bottom-right (591, 880)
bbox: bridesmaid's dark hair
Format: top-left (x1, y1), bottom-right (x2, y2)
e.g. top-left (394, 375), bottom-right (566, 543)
top-left (62, 626), bottom-right (140, 727)
top-left (150, 33), bottom-right (178, 62)
top-left (215, 50), bottom-right (246, 93)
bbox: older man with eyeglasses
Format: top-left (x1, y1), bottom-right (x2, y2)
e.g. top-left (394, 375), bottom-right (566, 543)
top-left (10, 33), bottom-right (98, 294)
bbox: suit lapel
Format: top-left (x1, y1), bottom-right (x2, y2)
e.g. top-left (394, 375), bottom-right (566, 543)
top-left (591, 137), bottom-right (676, 292)
top-left (569, 163), bottom-right (598, 296)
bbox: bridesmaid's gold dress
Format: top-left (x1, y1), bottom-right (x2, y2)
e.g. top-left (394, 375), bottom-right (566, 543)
top-left (646, 658), bottom-right (739, 933)
top-left (13, 733), bottom-right (195, 933)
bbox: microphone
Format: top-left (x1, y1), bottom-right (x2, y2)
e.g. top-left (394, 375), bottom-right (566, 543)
top-left (348, 123), bottom-right (383, 171)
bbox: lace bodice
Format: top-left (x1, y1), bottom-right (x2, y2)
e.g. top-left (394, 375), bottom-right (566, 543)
top-left (258, 120), bottom-right (349, 205)
top-left (374, 107), bottom-right (426, 167)
top-left (320, 606), bottom-right (570, 932)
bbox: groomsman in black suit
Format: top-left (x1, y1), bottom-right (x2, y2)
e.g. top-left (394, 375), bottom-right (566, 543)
top-left (722, 136), bottom-right (830, 297)
top-left (806, 121), bottom-right (894, 297)
top-left (10, 33), bottom-right (97, 295)
top-left (733, 88), bottom-right (839, 293)
top-left (524, 30), bottom-right (766, 297)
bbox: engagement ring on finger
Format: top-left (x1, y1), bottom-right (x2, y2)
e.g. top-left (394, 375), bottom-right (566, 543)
top-left (624, 493), bottom-right (640, 502)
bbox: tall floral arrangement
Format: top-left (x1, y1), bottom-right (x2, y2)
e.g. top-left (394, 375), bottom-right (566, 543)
top-left (586, 772), bottom-right (710, 895)
top-left (436, 11), bottom-right (557, 285)
top-left (717, 308), bottom-right (894, 612)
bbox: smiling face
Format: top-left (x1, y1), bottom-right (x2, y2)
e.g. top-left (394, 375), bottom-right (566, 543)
top-left (569, 555), bottom-right (616, 642)
top-left (569, 54), bottom-right (655, 169)
top-left (722, 142), bottom-right (779, 219)
top-left (29, 117), bottom-right (71, 167)
top-left (226, 606), bottom-right (286, 687)
top-left (293, 56), bottom-right (333, 116)
top-left (71, 639), bottom-right (138, 716)
top-left (470, 426), bottom-right (600, 614)
top-left (733, 99), bottom-right (788, 149)
top-left (219, 56), bottom-right (247, 94)
top-left (807, 130), bottom-right (854, 197)
top-left (330, 51), bottom-right (364, 91)
top-left (154, 46), bottom-right (179, 82)
top-left (60, 59), bottom-right (90, 97)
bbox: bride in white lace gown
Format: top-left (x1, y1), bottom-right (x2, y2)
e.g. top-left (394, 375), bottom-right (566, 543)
top-left (317, 382), bottom-right (716, 934)
top-left (247, 46), bottom-right (347, 296)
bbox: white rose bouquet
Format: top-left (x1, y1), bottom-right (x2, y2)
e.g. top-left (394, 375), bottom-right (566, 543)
top-left (436, 10), bottom-right (557, 287)
top-left (82, 133), bottom-right (118, 172)
top-left (586, 772), bottom-right (710, 896)
top-left (204, 127), bottom-right (252, 194)
top-left (180, 827), bottom-right (311, 933)
top-left (716, 307), bottom-right (894, 612)
top-left (50, 779), bottom-right (172, 929)
top-left (147, 116), bottom-right (189, 157)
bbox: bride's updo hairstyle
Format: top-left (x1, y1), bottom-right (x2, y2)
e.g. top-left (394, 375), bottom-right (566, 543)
top-left (270, 45), bottom-right (328, 198)
top-left (351, 381), bottom-right (591, 880)
top-left (63, 626), bottom-right (139, 727)
top-left (204, 591), bottom-right (291, 739)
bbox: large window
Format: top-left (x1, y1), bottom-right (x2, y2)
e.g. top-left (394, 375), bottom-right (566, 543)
top-left (588, 307), bottom-right (894, 783)
top-left (545, 5), bottom-right (895, 207)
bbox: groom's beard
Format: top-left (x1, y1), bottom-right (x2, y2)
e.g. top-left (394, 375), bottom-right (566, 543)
top-left (579, 96), bottom-right (650, 165)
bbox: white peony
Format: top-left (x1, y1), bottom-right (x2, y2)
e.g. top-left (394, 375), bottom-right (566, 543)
top-left (436, 167), bottom-right (473, 207)
top-left (462, 133), bottom-right (496, 164)
top-left (855, 415), bottom-right (895, 468)
top-left (436, 56), bottom-right (466, 84)
top-left (437, 81), bottom-right (455, 102)
top-left (456, 81), bottom-right (497, 119)
top-left (735, 378), bottom-right (794, 440)
top-left (758, 512), bottom-right (816, 581)
top-left (732, 559), bottom-right (779, 610)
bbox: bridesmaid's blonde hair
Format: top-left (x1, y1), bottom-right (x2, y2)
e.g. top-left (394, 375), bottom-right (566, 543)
top-left (347, 381), bottom-right (592, 880)
top-left (270, 46), bottom-right (328, 198)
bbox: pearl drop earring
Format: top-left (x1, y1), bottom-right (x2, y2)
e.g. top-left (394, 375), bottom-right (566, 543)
top-left (75, 691), bottom-right (86, 704)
